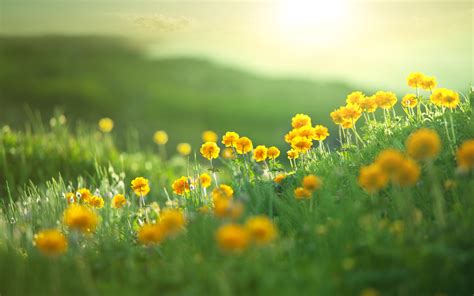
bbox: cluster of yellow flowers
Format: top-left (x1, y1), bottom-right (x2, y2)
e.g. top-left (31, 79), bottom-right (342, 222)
top-left (216, 215), bottom-right (277, 252)
top-left (294, 174), bottom-right (322, 200)
top-left (137, 209), bottom-right (186, 246)
top-left (284, 114), bottom-right (330, 161)
top-left (358, 128), bottom-right (443, 193)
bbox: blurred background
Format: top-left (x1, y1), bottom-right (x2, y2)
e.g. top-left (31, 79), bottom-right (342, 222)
top-left (0, 0), bottom-right (472, 151)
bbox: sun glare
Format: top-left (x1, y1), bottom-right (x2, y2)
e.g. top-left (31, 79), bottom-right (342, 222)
top-left (279, 0), bottom-right (345, 28)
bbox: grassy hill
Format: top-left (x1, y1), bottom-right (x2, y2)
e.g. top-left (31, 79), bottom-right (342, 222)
top-left (0, 35), bottom-right (359, 151)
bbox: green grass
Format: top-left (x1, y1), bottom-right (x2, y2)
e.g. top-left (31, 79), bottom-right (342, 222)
top-left (0, 89), bottom-right (473, 295)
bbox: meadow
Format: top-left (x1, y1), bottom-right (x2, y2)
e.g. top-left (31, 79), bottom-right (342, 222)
top-left (0, 70), bottom-right (473, 295)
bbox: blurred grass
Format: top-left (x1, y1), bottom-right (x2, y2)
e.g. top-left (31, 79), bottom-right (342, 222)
top-left (0, 35), bottom-right (360, 151)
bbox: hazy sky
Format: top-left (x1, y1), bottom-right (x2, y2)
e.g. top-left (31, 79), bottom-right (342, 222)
top-left (1, 0), bottom-right (472, 91)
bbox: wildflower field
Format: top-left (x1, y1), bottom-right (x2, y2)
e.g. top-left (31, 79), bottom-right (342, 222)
top-left (0, 71), bottom-right (473, 295)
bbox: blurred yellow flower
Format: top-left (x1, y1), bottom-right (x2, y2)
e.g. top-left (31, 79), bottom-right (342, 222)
top-left (401, 94), bottom-right (418, 108)
top-left (302, 174), bottom-right (322, 191)
top-left (358, 163), bottom-right (388, 193)
top-left (63, 204), bottom-right (99, 233)
top-left (297, 125), bottom-right (316, 139)
top-left (291, 113), bottom-right (312, 129)
top-left (358, 95), bottom-right (377, 113)
top-left (456, 139), bottom-right (474, 171)
top-left (330, 109), bottom-right (344, 125)
top-left (131, 177), bottom-right (150, 196)
top-left (274, 173), bottom-right (286, 183)
top-left (65, 192), bottom-right (76, 204)
top-left (34, 229), bottom-right (68, 256)
top-left (313, 125), bottom-right (330, 141)
top-left (420, 75), bottom-right (437, 90)
top-left (374, 91), bottom-right (397, 109)
top-left (212, 184), bottom-right (234, 201)
top-left (341, 104), bottom-right (362, 122)
top-left (153, 130), bottom-right (168, 145)
top-left (407, 72), bottom-right (425, 88)
top-left (235, 136), bottom-right (253, 154)
top-left (392, 158), bottom-right (420, 187)
top-left (77, 188), bottom-right (92, 203)
top-left (360, 288), bottom-right (380, 296)
top-left (287, 149), bottom-right (299, 160)
top-left (267, 146), bottom-right (280, 160)
top-left (213, 198), bottom-right (244, 219)
top-left (375, 149), bottom-right (405, 175)
top-left (87, 195), bottom-right (104, 209)
top-left (284, 129), bottom-right (299, 144)
top-left (291, 136), bottom-right (313, 153)
top-left (441, 89), bottom-right (460, 109)
top-left (98, 117), bottom-right (114, 133)
top-left (430, 88), bottom-right (444, 106)
top-left (111, 194), bottom-right (127, 209)
top-left (199, 173), bottom-right (212, 188)
top-left (253, 145), bottom-right (268, 162)
top-left (138, 223), bottom-right (165, 246)
top-left (222, 131), bottom-right (239, 147)
top-left (346, 91), bottom-right (365, 105)
top-left (202, 130), bottom-right (218, 142)
top-left (159, 209), bottom-right (186, 235)
top-left (216, 224), bottom-right (249, 252)
top-left (200, 142), bottom-right (220, 160)
top-left (406, 128), bottom-right (441, 161)
top-left (172, 176), bottom-right (190, 196)
top-left (245, 216), bottom-right (277, 245)
top-left (294, 187), bottom-right (312, 200)
top-left (222, 147), bottom-right (236, 159)
top-left (177, 143), bottom-right (192, 156)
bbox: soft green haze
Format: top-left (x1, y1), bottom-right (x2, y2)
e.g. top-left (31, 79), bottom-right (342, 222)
top-left (1, 0), bottom-right (472, 90)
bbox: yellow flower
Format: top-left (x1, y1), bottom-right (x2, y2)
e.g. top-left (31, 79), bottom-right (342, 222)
top-left (159, 209), bottom-right (186, 235)
top-left (284, 129), bottom-right (299, 144)
top-left (296, 125), bottom-right (316, 139)
top-left (212, 184), bottom-right (234, 201)
top-left (441, 89), bottom-right (460, 109)
top-left (291, 113), bottom-right (312, 129)
top-left (302, 174), bottom-right (322, 191)
top-left (177, 143), bottom-right (192, 156)
top-left (131, 177), bottom-right (150, 196)
top-left (34, 229), bottom-right (68, 256)
top-left (273, 173), bottom-right (286, 183)
top-left (267, 146), bottom-right (281, 160)
top-left (392, 158), bottom-right (420, 187)
top-left (137, 223), bottom-right (165, 246)
top-left (111, 194), bottom-right (127, 209)
top-left (172, 176), bottom-right (190, 195)
top-left (213, 198), bottom-right (244, 219)
top-left (253, 145), bottom-right (268, 162)
top-left (200, 142), bottom-right (220, 160)
top-left (202, 130), bottom-right (218, 142)
top-left (87, 195), bottom-right (104, 209)
top-left (216, 224), bottom-right (250, 252)
top-left (287, 149), bottom-right (299, 160)
top-left (153, 130), bottom-right (168, 145)
top-left (98, 117), bottom-right (114, 133)
top-left (430, 88), bottom-right (445, 106)
top-left (291, 136), bottom-right (313, 153)
top-left (235, 136), bottom-right (253, 154)
top-left (340, 104), bottom-right (362, 122)
top-left (77, 188), bottom-right (92, 203)
top-left (222, 147), bottom-right (236, 159)
top-left (401, 94), bottom-right (418, 108)
top-left (456, 139), bottom-right (474, 171)
top-left (358, 95), bottom-right (377, 113)
top-left (341, 119), bottom-right (354, 129)
top-left (222, 131), bottom-right (239, 147)
top-left (245, 216), bottom-right (277, 245)
top-left (294, 187), bottom-right (312, 200)
top-left (313, 125), bottom-right (329, 141)
top-left (358, 163), bottom-right (389, 193)
top-left (63, 204), bottom-right (99, 233)
top-left (346, 91), bottom-right (365, 105)
top-left (330, 109), bottom-right (344, 125)
top-left (65, 192), bottom-right (76, 204)
top-left (420, 75), bottom-right (436, 90)
top-left (407, 72), bottom-right (425, 89)
top-left (374, 91), bottom-right (397, 109)
top-left (406, 128), bottom-right (441, 161)
top-left (375, 149), bottom-right (405, 175)
top-left (199, 173), bottom-right (212, 188)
